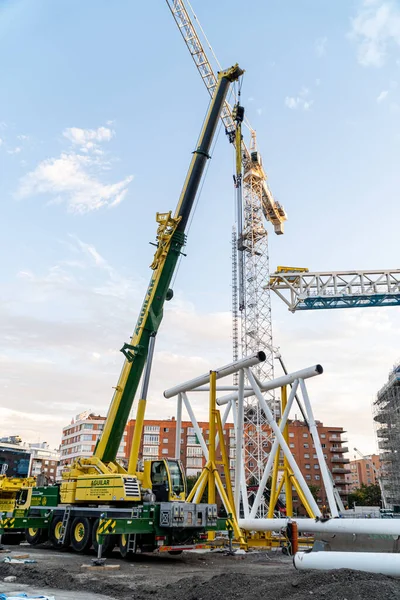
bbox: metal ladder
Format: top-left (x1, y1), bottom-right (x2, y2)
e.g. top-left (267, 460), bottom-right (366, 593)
top-left (127, 507), bottom-right (138, 554)
top-left (59, 505), bottom-right (71, 545)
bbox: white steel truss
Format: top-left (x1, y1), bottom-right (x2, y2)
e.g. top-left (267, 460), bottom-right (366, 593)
top-left (268, 269), bottom-right (400, 312)
top-left (166, 0), bottom-right (287, 513)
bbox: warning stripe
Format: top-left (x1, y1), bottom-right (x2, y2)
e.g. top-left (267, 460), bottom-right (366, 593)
top-left (97, 519), bottom-right (116, 535)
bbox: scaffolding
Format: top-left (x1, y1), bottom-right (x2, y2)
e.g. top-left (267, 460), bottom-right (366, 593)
top-left (373, 362), bottom-right (400, 510)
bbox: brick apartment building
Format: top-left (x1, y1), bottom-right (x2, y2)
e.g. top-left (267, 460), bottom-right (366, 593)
top-left (347, 454), bottom-right (381, 492)
top-left (59, 413), bottom-right (349, 513)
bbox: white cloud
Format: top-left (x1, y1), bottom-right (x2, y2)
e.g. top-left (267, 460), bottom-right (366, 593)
top-left (377, 89), bottom-right (389, 101)
top-left (0, 138), bottom-right (3, 146)
top-left (63, 126), bottom-right (115, 153)
top-left (285, 87), bottom-right (313, 111)
top-left (7, 146), bottom-right (22, 154)
top-left (17, 134), bottom-right (29, 141)
top-left (349, 0), bottom-right (400, 67)
top-left (17, 124), bottom-right (133, 213)
top-left (315, 36), bottom-right (328, 57)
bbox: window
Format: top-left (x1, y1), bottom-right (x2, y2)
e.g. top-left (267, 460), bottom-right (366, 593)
top-left (314, 464), bottom-right (320, 470)
top-left (303, 443), bottom-right (309, 449)
top-left (304, 453), bottom-right (310, 458)
top-left (45, 460), bottom-right (49, 465)
top-left (163, 428), bottom-right (169, 433)
top-left (289, 433), bottom-right (294, 438)
top-left (143, 434), bottom-right (159, 444)
top-left (331, 434), bottom-right (337, 439)
top-left (163, 439), bottom-right (168, 444)
top-left (303, 433), bottom-right (308, 438)
top-left (143, 447), bottom-right (158, 457)
top-left (187, 436), bottom-right (200, 445)
top-left (187, 457), bottom-right (202, 467)
top-left (180, 428), bottom-right (184, 434)
top-left (187, 446), bottom-right (202, 457)
top-left (82, 434), bottom-right (92, 441)
top-left (305, 464), bottom-right (310, 469)
top-left (289, 443), bottom-right (295, 448)
top-left (84, 424), bottom-right (94, 430)
top-left (248, 461), bottom-right (254, 468)
top-left (315, 475), bottom-right (320, 480)
top-left (306, 474), bottom-right (311, 480)
top-left (81, 445), bottom-right (92, 452)
top-left (321, 443), bottom-right (326, 448)
top-left (313, 454), bottom-right (318, 459)
top-left (320, 434), bottom-right (326, 439)
top-left (144, 426), bottom-right (160, 433)
top-left (162, 449), bottom-right (168, 455)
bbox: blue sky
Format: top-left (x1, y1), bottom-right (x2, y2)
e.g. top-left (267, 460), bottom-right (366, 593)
top-left (1, 0), bottom-right (399, 455)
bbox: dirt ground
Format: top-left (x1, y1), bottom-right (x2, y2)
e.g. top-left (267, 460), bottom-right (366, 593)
top-left (1, 544), bottom-right (400, 600)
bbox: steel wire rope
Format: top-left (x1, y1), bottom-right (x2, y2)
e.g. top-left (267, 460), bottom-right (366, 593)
top-left (170, 87), bottom-right (235, 290)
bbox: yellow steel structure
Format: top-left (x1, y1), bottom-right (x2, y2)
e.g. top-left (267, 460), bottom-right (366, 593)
top-left (187, 371), bottom-right (245, 546)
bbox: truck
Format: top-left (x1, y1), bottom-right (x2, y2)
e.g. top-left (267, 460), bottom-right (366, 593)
top-left (0, 63), bottom-right (243, 558)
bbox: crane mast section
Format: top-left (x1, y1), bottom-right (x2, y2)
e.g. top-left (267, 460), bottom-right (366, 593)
top-left (95, 64), bottom-right (244, 464)
top-left (166, 0), bottom-right (286, 235)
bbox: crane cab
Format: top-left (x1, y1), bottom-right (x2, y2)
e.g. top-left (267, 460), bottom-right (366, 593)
top-left (142, 459), bottom-right (186, 502)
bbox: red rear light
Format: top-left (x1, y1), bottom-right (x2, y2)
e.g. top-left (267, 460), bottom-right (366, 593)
top-left (199, 533), bottom-right (208, 539)
top-left (155, 536), bottom-right (166, 541)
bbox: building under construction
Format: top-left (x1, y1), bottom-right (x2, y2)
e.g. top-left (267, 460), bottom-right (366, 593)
top-left (374, 362), bottom-right (400, 510)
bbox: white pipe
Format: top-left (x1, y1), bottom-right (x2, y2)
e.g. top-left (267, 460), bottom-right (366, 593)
top-left (164, 352), bottom-right (266, 398)
top-left (181, 392), bottom-right (208, 460)
top-left (217, 365), bottom-right (323, 406)
top-left (246, 369), bottom-right (321, 517)
top-left (239, 517), bottom-right (400, 535)
top-left (294, 551), bottom-right (400, 577)
top-left (234, 369), bottom-right (245, 516)
top-left (299, 378), bottom-right (338, 518)
top-left (175, 393), bottom-right (182, 460)
top-left (249, 379), bottom-right (299, 518)
top-left (189, 386), bottom-right (253, 392)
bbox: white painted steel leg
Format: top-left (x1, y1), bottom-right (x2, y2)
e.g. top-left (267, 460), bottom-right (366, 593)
top-left (181, 392), bottom-right (209, 460)
top-left (175, 393), bottom-right (182, 460)
top-left (240, 460), bottom-right (250, 518)
top-left (249, 379), bottom-right (299, 518)
top-left (299, 378), bottom-right (338, 517)
top-left (235, 369), bottom-right (245, 515)
top-left (246, 369), bottom-right (321, 517)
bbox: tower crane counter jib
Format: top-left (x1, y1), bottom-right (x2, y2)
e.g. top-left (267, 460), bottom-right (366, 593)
top-left (61, 64), bottom-right (244, 503)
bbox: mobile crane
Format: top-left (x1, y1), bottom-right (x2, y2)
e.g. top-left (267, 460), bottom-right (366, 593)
top-left (0, 63), bottom-right (244, 557)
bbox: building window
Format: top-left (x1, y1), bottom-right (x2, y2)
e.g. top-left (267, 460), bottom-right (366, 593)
top-left (248, 461), bottom-right (254, 468)
top-left (320, 434), bottom-right (326, 438)
top-left (289, 443), bottom-right (295, 448)
top-left (303, 433), bottom-right (308, 438)
top-left (305, 464), bottom-right (310, 469)
top-left (187, 436), bottom-right (200, 445)
top-left (163, 439), bottom-right (168, 444)
top-left (143, 434), bottom-right (159, 444)
top-left (315, 475), bottom-right (320, 480)
top-left (144, 426), bottom-right (160, 433)
top-left (321, 443), bottom-right (326, 448)
top-left (187, 446), bottom-right (203, 457)
top-left (187, 457), bottom-right (203, 467)
top-left (304, 453), bottom-right (309, 458)
top-left (81, 434), bottom-right (92, 441)
top-left (289, 433), bottom-right (294, 438)
top-left (303, 443), bottom-right (309, 448)
top-left (306, 474), bottom-right (311, 480)
top-left (163, 428), bottom-right (169, 433)
top-left (162, 449), bottom-right (168, 455)
top-left (143, 446), bottom-right (158, 456)
top-left (84, 424), bottom-right (94, 430)
top-left (313, 454), bottom-right (318, 459)
top-left (314, 464), bottom-right (320, 470)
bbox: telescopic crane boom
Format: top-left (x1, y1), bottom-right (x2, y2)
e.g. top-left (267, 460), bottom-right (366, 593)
top-left (93, 64), bottom-right (244, 468)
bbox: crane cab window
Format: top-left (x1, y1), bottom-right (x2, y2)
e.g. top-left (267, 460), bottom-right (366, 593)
top-left (151, 461), bottom-right (168, 485)
top-left (167, 460), bottom-right (185, 495)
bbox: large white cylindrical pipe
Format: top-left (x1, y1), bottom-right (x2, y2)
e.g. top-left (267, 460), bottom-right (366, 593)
top-left (164, 351), bottom-right (266, 399)
top-left (239, 517), bottom-right (400, 536)
top-left (217, 364), bottom-right (323, 406)
top-left (294, 551), bottom-right (400, 577)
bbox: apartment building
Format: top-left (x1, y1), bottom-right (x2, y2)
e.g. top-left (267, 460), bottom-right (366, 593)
top-left (59, 411), bottom-right (127, 467)
top-left (28, 442), bottom-right (60, 483)
top-left (348, 454), bottom-right (381, 492)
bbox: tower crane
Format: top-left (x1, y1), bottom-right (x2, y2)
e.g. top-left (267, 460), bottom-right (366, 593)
top-left (166, 0), bottom-right (287, 507)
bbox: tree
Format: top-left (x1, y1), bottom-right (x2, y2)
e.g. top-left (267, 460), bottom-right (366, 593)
top-left (347, 483), bottom-right (382, 508)
top-left (308, 485), bottom-right (320, 502)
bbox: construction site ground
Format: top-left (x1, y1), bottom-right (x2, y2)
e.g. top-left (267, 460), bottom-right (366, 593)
top-left (1, 544), bottom-right (400, 599)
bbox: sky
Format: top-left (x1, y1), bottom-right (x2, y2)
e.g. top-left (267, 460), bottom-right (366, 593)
top-left (0, 0), bottom-right (399, 457)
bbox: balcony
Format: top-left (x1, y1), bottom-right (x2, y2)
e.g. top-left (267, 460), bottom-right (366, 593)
top-left (330, 446), bottom-right (349, 453)
top-left (328, 437), bottom-right (348, 443)
top-left (331, 456), bottom-right (350, 463)
top-left (333, 478), bottom-right (348, 485)
top-left (338, 489), bottom-right (349, 496)
top-left (332, 467), bottom-right (351, 474)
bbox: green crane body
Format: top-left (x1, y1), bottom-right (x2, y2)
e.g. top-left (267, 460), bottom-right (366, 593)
top-left (94, 64), bottom-right (244, 465)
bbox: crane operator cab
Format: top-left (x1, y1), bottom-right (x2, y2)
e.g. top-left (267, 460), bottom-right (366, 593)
top-left (144, 459), bottom-right (186, 502)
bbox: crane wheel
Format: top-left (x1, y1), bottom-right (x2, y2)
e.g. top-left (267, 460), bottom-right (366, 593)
top-left (168, 550), bottom-right (183, 555)
top-left (25, 527), bottom-right (48, 546)
top-left (70, 517), bottom-right (92, 553)
top-left (92, 518), bottom-right (116, 556)
top-left (49, 515), bottom-right (70, 548)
